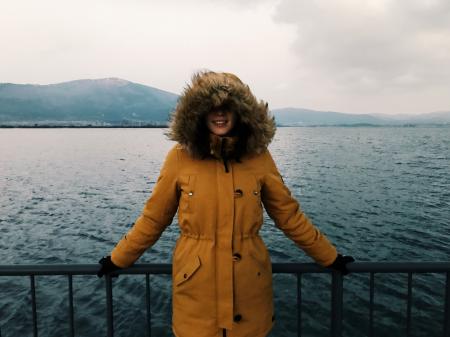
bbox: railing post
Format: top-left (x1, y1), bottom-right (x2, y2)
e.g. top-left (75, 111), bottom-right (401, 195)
top-left (331, 271), bottom-right (343, 337)
top-left (369, 272), bottom-right (375, 337)
top-left (30, 275), bottom-right (38, 337)
top-left (146, 274), bottom-right (152, 337)
top-left (68, 275), bottom-right (75, 337)
top-left (297, 273), bottom-right (302, 337)
top-left (406, 273), bottom-right (412, 337)
top-left (105, 275), bottom-right (114, 337)
top-left (444, 272), bottom-right (450, 337)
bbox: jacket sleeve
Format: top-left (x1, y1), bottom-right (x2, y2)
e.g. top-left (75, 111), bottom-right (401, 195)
top-left (111, 145), bottom-right (180, 268)
top-left (260, 150), bottom-right (337, 267)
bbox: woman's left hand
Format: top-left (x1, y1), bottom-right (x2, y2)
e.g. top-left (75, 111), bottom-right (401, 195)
top-left (327, 254), bottom-right (355, 275)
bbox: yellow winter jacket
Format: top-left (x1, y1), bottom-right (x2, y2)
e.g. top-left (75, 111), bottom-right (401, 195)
top-left (111, 143), bottom-right (337, 337)
top-left (111, 70), bottom-right (337, 337)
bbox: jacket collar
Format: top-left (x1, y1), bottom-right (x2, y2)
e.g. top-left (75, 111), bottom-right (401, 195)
top-left (209, 133), bottom-right (239, 160)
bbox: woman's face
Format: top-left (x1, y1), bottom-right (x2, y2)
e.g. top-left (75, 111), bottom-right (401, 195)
top-left (206, 109), bottom-right (236, 136)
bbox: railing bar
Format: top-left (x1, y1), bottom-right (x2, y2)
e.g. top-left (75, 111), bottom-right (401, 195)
top-left (297, 273), bottom-right (302, 337)
top-left (369, 272), bottom-right (374, 337)
top-left (146, 274), bottom-right (151, 337)
top-left (0, 263), bottom-right (449, 337)
top-left (2, 262), bottom-right (450, 276)
top-left (105, 275), bottom-right (114, 337)
top-left (444, 272), bottom-right (450, 337)
top-left (331, 272), bottom-right (343, 337)
top-left (68, 275), bottom-right (75, 337)
top-left (30, 275), bottom-right (38, 337)
top-left (406, 272), bottom-right (412, 337)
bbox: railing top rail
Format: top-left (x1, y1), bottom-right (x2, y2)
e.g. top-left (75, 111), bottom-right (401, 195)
top-left (275, 262), bottom-right (450, 273)
top-left (0, 262), bottom-right (449, 276)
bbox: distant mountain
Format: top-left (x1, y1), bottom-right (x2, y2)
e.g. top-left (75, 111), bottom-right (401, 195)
top-left (0, 78), bottom-right (179, 125)
top-left (0, 78), bottom-right (448, 126)
top-left (371, 111), bottom-right (450, 124)
top-left (272, 108), bottom-right (384, 126)
top-left (272, 108), bottom-right (450, 126)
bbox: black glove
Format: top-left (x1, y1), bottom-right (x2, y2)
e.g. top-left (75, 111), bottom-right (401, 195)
top-left (97, 256), bottom-right (121, 278)
top-left (327, 254), bottom-right (355, 275)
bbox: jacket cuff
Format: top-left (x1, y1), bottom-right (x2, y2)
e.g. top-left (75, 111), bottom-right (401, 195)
top-left (110, 250), bottom-right (132, 268)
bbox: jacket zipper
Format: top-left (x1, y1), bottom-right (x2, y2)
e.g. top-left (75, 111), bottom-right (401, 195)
top-left (220, 138), bottom-right (229, 173)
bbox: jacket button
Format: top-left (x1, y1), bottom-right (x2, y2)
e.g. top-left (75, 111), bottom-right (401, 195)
top-left (253, 190), bottom-right (259, 195)
top-left (234, 314), bottom-right (242, 322)
top-left (232, 253), bottom-right (241, 262)
top-left (183, 273), bottom-right (188, 279)
top-left (234, 189), bottom-right (243, 198)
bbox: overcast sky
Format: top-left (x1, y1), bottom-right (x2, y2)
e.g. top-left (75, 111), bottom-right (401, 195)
top-left (1, 0), bottom-right (449, 115)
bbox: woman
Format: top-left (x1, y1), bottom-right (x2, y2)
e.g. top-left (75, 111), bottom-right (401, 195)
top-left (98, 70), bottom-right (354, 337)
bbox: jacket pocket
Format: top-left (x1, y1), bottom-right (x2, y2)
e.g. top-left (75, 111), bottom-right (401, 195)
top-left (179, 175), bottom-right (197, 213)
top-left (248, 248), bottom-right (272, 288)
top-left (174, 255), bottom-right (201, 286)
top-left (252, 175), bottom-right (263, 218)
top-left (249, 249), bottom-right (270, 272)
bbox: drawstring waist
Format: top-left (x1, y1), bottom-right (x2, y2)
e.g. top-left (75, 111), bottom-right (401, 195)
top-left (181, 232), bottom-right (260, 240)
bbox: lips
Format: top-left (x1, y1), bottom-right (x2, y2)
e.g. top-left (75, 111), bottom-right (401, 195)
top-left (213, 120), bottom-right (228, 126)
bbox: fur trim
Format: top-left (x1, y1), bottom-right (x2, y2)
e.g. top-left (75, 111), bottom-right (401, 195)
top-left (209, 133), bottom-right (239, 160)
top-left (165, 70), bottom-right (276, 158)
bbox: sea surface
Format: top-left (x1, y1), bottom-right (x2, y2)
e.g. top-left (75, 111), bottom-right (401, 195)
top-left (0, 127), bottom-right (449, 337)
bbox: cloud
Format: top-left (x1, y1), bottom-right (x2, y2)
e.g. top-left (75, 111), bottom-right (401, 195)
top-left (272, 0), bottom-right (450, 95)
top-left (0, 0), bottom-right (296, 106)
top-left (1, 0), bottom-right (448, 114)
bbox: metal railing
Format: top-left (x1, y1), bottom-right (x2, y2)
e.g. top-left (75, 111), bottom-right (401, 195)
top-left (0, 262), bottom-right (449, 337)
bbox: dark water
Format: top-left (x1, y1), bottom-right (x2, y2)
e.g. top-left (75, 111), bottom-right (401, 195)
top-left (0, 127), bottom-right (449, 337)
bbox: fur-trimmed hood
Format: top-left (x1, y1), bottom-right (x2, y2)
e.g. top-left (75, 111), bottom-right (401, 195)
top-left (166, 70), bottom-right (276, 159)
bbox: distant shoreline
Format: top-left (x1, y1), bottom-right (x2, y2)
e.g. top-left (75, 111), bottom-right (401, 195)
top-left (0, 124), bottom-right (449, 129)
top-left (0, 125), bottom-right (169, 128)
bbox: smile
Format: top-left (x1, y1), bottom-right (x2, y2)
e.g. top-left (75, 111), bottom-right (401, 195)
top-left (213, 120), bottom-right (228, 127)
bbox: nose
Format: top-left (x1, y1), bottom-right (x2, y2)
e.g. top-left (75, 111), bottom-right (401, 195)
top-left (215, 110), bottom-right (225, 116)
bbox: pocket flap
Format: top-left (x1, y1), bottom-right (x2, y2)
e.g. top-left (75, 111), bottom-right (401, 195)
top-left (175, 255), bottom-right (201, 286)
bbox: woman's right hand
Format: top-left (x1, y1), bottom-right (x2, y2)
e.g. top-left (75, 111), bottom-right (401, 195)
top-left (97, 256), bottom-right (121, 278)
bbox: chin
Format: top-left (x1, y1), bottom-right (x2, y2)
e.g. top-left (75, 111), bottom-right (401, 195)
top-left (209, 125), bottom-right (232, 136)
